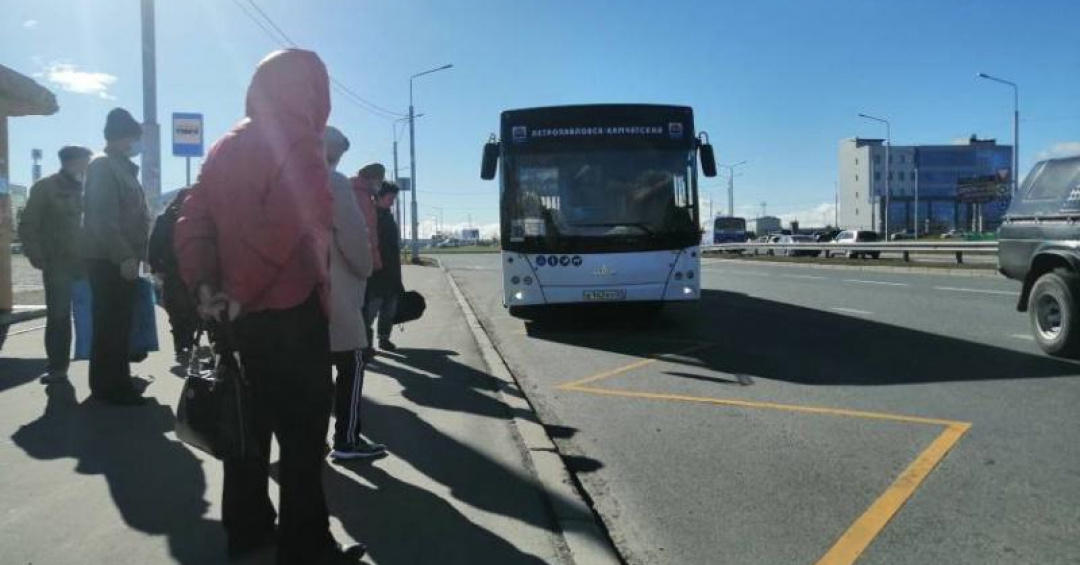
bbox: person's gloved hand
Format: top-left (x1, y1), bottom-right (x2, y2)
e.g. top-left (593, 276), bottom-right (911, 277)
top-left (196, 284), bottom-right (242, 321)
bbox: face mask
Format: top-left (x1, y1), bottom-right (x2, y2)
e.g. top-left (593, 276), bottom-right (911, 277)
top-left (126, 140), bottom-right (144, 158)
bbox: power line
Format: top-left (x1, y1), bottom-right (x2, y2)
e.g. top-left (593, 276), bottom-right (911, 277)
top-left (229, 0), bottom-right (404, 120)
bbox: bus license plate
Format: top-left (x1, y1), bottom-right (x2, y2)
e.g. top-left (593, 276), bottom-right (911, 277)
top-left (583, 289), bottom-right (626, 302)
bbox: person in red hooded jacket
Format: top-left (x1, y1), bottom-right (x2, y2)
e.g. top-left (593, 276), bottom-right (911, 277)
top-left (174, 49), bottom-right (365, 565)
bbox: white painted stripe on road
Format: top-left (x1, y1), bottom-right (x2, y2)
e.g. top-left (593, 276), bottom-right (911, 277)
top-left (842, 279), bottom-right (910, 287)
top-left (1010, 333), bottom-right (1036, 341)
top-left (782, 274), bottom-right (827, 280)
top-left (934, 286), bottom-right (1016, 296)
top-left (830, 307), bottom-right (874, 316)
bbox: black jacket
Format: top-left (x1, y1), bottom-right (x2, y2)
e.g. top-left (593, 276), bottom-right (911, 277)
top-left (367, 207), bottom-right (402, 297)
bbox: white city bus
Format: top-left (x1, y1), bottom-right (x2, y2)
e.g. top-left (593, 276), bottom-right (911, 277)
top-left (480, 104), bottom-right (718, 316)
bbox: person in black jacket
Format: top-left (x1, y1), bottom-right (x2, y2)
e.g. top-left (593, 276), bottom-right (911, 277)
top-left (148, 188), bottom-right (199, 358)
top-left (364, 182), bottom-right (402, 359)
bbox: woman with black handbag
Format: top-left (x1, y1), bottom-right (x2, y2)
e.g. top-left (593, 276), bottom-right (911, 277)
top-left (173, 49), bottom-right (365, 565)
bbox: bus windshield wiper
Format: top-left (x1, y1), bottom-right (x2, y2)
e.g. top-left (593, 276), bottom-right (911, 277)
top-left (570, 222), bottom-right (656, 236)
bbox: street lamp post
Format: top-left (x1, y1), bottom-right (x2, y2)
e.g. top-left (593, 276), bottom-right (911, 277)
top-left (409, 64), bottom-right (453, 263)
top-left (977, 72), bottom-right (1020, 196)
top-left (393, 114), bottom-right (422, 238)
top-left (859, 113), bottom-right (891, 236)
top-left (719, 160), bottom-right (747, 217)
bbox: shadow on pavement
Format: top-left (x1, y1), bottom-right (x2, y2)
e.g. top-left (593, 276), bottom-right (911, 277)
top-left (11, 382), bottom-right (226, 564)
top-left (0, 357), bottom-right (47, 393)
top-left (325, 462), bottom-right (551, 565)
top-left (524, 289), bottom-right (1080, 385)
top-left (371, 348), bottom-right (521, 421)
top-left (359, 396), bottom-right (600, 534)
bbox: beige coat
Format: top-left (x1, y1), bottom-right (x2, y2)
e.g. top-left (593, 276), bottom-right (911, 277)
top-left (81, 153), bottom-right (150, 264)
top-left (329, 170), bottom-right (373, 352)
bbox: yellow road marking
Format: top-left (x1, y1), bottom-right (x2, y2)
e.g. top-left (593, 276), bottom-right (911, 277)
top-left (815, 422), bottom-right (970, 565)
top-left (564, 386), bottom-right (964, 428)
top-left (557, 347), bottom-right (972, 565)
top-left (555, 343), bottom-right (714, 390)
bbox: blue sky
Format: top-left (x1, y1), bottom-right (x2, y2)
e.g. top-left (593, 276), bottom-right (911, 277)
top-left (3, 0), bottom-right (1078, 234)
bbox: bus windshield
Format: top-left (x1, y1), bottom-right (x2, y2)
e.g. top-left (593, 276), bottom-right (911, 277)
top-left (714, 217), bottom-right (746, 232)
top-left (506, 149), bottom-right (698, 250)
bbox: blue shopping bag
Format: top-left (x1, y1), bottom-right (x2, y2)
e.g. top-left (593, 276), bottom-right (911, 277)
top-left (73, 277), bottom-right (160, 361)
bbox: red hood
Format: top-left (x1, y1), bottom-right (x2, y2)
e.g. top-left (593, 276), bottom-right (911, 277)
top-left (245, 49), bottom-right (330, 132)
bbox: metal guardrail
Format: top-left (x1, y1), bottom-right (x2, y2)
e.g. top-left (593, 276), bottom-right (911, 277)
top-left (702, 241), bottom-right (999, 264)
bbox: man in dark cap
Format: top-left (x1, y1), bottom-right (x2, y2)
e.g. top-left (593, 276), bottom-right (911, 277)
top-left (18, 145), bottom-right (93, 383)
top-left (81, 107), bottom-right (151, 405)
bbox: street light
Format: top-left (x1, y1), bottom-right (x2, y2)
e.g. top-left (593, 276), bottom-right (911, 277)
top-left (718, 160), bottom-right (747, 217)
top-left (859, 113), bottom-right (891, 236)
top-left (393, 114), bottom-right (422, 238)
top-left (409, 63), bottom-right (453, 262)
top-left (977, 72), bottom-right (1020, 196)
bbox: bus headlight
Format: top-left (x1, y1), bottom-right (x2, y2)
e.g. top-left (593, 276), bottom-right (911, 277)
top-left (511, 276), bottom-right (521, 285)
top-left (514, 291), bottom-right (524, 301)
top-left (683, 286), bottom-right (693, 295)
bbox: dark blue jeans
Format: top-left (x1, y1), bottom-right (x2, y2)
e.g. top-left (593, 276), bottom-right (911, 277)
top-left (42, 268), bottom-right (76, 372)
top-left (364, 293), bottom-right (398, 344)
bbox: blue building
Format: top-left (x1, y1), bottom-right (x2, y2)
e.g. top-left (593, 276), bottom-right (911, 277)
top-left (838, 136), bottom-right (1013, 234)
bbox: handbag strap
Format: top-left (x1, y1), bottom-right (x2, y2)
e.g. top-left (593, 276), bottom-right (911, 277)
top-left (210, 318), bottom-right (249, 387)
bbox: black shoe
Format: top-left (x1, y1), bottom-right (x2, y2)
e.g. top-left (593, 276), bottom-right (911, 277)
top-left (314, 543), bottom-right (367, 565)
top-left (227, 530), bottom-right (276, 561)
top-left (378, 339), bottom-right (397, 352)
top-left (330, 439), bottom-right (387, 461)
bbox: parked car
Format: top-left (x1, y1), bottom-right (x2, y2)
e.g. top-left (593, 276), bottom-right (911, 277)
top-left (940, 229), bottom-right (968, 239)
top-left (890, 229), bottom-right (916, 241)
top-left (828, 230), bottom-right (880, 259)
top-left (752, 235), bottom-right (771, 256)
top-left (998, 155), bottom-right (1080, 357)
top-left (785, 235), bottom-right (821, 257)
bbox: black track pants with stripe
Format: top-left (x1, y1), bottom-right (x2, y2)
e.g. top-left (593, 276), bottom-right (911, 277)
top-left (332, 350), bottom-right (367, 447)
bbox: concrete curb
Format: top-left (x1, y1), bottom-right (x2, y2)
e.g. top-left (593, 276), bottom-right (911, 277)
top-left (440, 265), bottom-right (623, 565)
top-left (704, 257), bottom-right (1004, 278)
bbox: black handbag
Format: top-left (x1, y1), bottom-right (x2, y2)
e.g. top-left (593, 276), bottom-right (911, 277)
top-left (175, 327), bottom-right (261, 460)
top-left (393, 290), bottom-right (426, 324)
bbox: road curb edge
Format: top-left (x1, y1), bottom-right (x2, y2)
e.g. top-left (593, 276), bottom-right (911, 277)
top-left (439, 263), bottom-right (624, 565)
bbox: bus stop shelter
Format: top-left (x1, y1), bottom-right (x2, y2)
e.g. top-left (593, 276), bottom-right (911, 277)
top-left (0, 64), bottom-right (59, 346)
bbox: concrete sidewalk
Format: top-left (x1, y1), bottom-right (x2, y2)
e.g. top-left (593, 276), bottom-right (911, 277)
top-left (0, 265), bottom-right (573, 565)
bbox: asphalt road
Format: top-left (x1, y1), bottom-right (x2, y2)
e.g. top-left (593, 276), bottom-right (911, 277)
top-left (441, 254), bottom-right (1080, 565)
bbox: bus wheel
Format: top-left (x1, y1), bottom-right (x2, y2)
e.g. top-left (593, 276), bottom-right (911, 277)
top-left (1029, 269), bottom-right (1080, 358)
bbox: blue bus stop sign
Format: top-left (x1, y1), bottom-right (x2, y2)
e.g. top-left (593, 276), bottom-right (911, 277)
top-left (172, 113), bottom-right (204, 157)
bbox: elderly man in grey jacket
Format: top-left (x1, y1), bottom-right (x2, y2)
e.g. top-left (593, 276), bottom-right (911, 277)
top-left (81, 108), bottom-right (151, 406)
top-left (323, 126), bottom-right (385, 460)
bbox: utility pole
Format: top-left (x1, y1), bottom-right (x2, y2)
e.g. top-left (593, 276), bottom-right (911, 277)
top-left (719, 160), bottom-right (747, 217)
top-left (977, 73), bottom-right (1020, 196)
top-left (140, 0), bottom-right (161, 208)
top-left (760, 201), bottom-right (767, 218)
top-left (408, 64), bottom-right (453, 263)
top-left (859, 113), bottom-right (891, 235)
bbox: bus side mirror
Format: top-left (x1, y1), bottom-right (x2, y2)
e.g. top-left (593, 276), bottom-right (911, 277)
top-left (481, 140), bottom-right (500, 180)
top-left (699, 142), bottom-right (718, 178)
